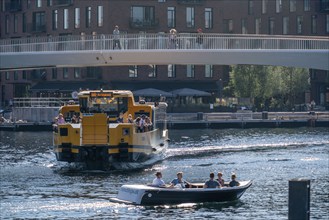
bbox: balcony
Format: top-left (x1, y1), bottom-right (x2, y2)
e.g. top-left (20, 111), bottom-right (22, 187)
top-left (129, 19), bottom-right (159, 29)
top-left (177, 0), bottom-right (204, 5)
top-left (54, 0), bottom-right (73, 6)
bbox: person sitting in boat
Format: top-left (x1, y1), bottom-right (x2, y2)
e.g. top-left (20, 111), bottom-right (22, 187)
top-left (229, 173), bottom-right (240, 187)
top-left (204, 172), bottom-right (220, 188)
top-left (170, 172), bottom-right (190, 188)
top-left (152, 171), bottom-right (166, 187)
top-left (216, 172), bottom-right (225, 187)
top-left (117, 112), bottom-right (124, 123)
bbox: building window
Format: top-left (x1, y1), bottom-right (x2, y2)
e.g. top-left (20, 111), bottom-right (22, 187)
top-left (311, 15), bottom-right (317, 34)
top-left (86, 67), bottom-right (101, 78)
top-left (326, 15), bottom-right (329, 33)
top-left (22, 13), bottom-right (26, 32)
top-left (283, 17), bottom-right (289, 35)
top-left (6, 72), bottom-right (10, 80)
top-left (129, 66), bottom-right (138, 78)
top-left (14, 71), bottom-right (18, 80)
top-left (168, 64), bottom-right (176, 78)
top-left (52, 69), bottom-right (57, 79)
top-left (52, 10), bottom-right (58, 30)
top-left (33, 11), bottom-right (46, 32)
top-left (130, 6), bottom-right (155, 28)
top-left (241, 19), bottom-right (248, 34)
top-left (223, 19), bottom-right (233, 33)
top-left (63, 68), bottom-right (69, 79)
top-left (262, 0), bottom-right (268, 14)
top-left (276, 0), bottom-right (282, 13)
top-left (320, 0), bottom-right (329, 12)
top-left (74, 68), bottom-right (81, 78)
top-left (167, 7), bottom-right (175, 28)
top-left (269, 17), bottom-right (275, 35)
top-left (205, 8), bottom-right (213, 29)
top-left (304, 0), bottom-right (311, 11)
top-left (74, 8), bottom-right (80, 29)
top-left (186, 65), bottom-right (195, 78)
top-left (97, 6), bottom-right (103, 27)
top-left (297, 16), bottom-right (303, 34)
top-left (47, 0), bottom-right (53, 6)
top-left (205, 65), bottom-right (213, 78)
top-left (1, 0), bottom-right (5, 12)
top-left (27, 0), bottom-right (30, 9)
top-left (248, 0), bottom-right (254, 15)
top-left (148, 65), bottom-right (157, 78)
top-left (5, 15), bottom-right (9, 34)
top-left (22, 71), bottom-right (27, 80)
top-left (255, 18), bottom-right (261, 34)
top-left (290, 0), bottom-right (297, 12)
top-left (14, 14), bottom-right (18, 33)
top-left (86, 7), bottom-right (91, 28)
top-left (36, 0), bottom-right (42, 8)
top-left (63, 9), bottom-right (69, 30)
top-left (186, 7), bottom-right (195, 28)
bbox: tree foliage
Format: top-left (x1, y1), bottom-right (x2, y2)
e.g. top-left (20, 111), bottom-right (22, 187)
top-left (227, 65), bottom-right (310, 111)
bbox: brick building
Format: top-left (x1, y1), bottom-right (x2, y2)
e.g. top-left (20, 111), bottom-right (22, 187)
top-left (0, 0), bottom-right (328, 108)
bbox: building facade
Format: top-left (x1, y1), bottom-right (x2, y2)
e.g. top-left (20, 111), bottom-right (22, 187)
top-left (0, 0), bottom-right (328, 108)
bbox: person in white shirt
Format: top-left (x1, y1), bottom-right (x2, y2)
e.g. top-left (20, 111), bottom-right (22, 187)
top-left (152, 171), bottom-right (165, 187)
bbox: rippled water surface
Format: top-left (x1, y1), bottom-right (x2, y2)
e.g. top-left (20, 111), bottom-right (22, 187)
top-left (0, 128), bottom-right (328, 219)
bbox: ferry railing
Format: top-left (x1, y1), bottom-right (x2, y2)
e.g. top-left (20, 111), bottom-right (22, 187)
top-left (0, 34), bottom-right (328, 53)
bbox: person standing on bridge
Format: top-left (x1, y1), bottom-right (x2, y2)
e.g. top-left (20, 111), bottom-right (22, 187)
top-left (113, 25), bottom-right (121, 49)
top-left (196, 28), bottom-right (204, 49)
top-left (168, 29), bottom-right (178, 49)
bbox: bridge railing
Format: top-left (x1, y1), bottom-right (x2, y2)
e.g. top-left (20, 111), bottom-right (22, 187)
top-left (0, 34), bottom-right (328, 53)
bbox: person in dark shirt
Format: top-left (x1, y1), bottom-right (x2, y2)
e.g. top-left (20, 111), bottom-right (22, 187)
top-left (229, 173), bottom-right (240, 187)
top-left (204, 172), bottom-right (220, 188)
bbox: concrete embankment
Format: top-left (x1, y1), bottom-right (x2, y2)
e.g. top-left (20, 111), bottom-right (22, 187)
top-left (0, 111), bottom-right (328, 131)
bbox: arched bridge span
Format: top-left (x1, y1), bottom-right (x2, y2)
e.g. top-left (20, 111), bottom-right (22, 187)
top-left (0, 34), bottom-right (328, 70)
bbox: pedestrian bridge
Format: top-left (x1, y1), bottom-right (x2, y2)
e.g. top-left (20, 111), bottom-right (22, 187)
top-left (0, 34), bottom-right (328, 70)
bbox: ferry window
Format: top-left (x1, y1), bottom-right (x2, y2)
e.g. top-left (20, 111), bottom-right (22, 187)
top-left (118, 97), bottom-right (128, 113)
top-left (79, 97), bottom-right (88, 112)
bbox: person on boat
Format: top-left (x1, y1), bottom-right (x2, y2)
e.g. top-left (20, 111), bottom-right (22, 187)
top-left (127, 114), bottom-right (134, 123)
top-left (229, 173), bottom-right (240, 187)
top-left (144, 116), bottom-right (153, 132)
top-left (216, 172), bottom-right (225, 187)
top-left (204, 172), bottom-right (220, 188)
top-left (57, 113), bottom-right (65, 124)
top-left (138, 115), bottom-right (146, 132)
top-left (170, 172), bottom-right (190, 188)
top-left (152, 171), bottom-right (166, 187)
top-left (117, 112), bottom-right (124, 123)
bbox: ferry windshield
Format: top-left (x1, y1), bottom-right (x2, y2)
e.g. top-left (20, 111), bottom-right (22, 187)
top-left (80, 92), bottom-right (128, 116)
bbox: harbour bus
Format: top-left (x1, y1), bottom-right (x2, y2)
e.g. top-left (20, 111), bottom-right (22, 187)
top-left (53, 90), bottom-right (168, 170)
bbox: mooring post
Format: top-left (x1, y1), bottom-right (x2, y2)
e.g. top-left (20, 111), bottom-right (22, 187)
top-left (288, 178), bottom-right (310, 220)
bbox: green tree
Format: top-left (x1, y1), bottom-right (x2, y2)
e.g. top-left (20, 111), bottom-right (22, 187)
top-left (228, 65), bottom-right (310, 111)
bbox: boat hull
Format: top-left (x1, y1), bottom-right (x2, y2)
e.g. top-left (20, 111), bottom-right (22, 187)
top-left (111, 181), bottom-right (252, 205)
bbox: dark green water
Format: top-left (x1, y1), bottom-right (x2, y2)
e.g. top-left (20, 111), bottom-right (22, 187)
top-left (0, 128), bottom-right (328, 219)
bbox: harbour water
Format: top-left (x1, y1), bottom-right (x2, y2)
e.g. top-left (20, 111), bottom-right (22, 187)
top-left (0, 128), bottom-right (328, 219)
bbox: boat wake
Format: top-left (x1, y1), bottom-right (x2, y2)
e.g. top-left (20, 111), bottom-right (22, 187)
top-left (166, 140), bottom-right (329, 160)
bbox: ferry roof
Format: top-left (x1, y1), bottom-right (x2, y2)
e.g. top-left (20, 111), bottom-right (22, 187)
top-left (78, 90), bottom-right (133, 96)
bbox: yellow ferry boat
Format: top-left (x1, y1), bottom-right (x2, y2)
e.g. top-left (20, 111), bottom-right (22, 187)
top-left (53, 90), bottom-right (168, 170)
